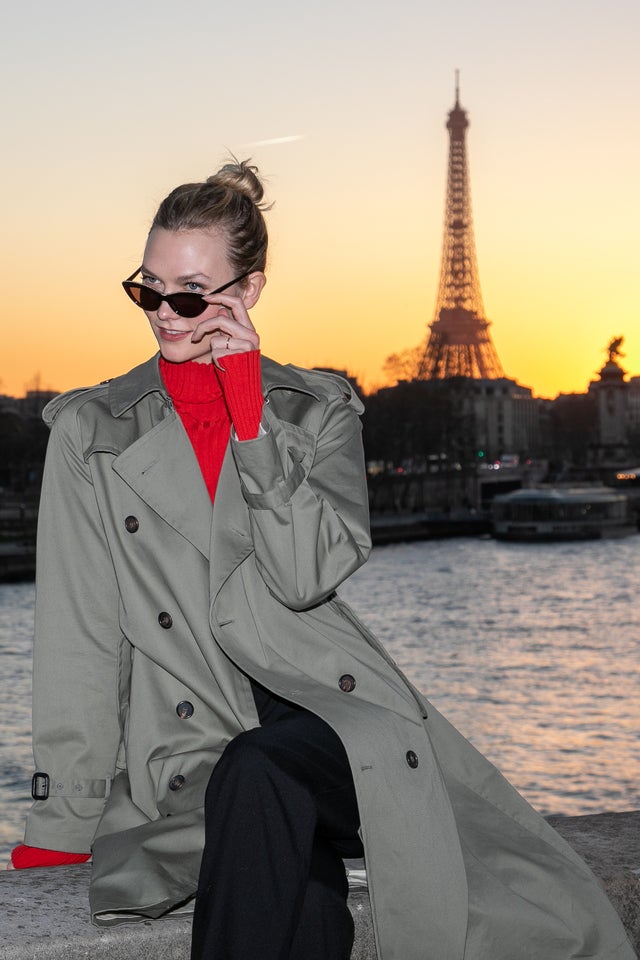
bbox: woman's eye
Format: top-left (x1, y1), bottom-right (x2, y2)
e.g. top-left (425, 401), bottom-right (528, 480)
top-left (141, 274), bottom-right (160, 286)
top-left (186, 281), bottom-right (203, 292)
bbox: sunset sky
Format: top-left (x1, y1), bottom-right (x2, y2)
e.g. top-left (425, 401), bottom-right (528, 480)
top-left (2, 0), bottom-right (639, 400)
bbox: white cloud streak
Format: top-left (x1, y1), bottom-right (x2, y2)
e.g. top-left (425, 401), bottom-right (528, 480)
top-left (245, 134), bottom-right (306, 147)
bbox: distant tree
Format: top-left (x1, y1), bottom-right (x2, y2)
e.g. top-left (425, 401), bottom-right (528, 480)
top-left (382, 345), bottom-right (423, 385)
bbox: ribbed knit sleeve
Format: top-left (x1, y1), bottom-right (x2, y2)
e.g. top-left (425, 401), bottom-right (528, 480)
top-left (216, 350), bottom-right (264, 441)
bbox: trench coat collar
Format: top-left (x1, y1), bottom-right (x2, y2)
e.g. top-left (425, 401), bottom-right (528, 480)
top-left (107, 353), bottom-right (323, 419)
top-left (260, 356), bottom-right (323, 402)
top-left (109, 355), bottom-right (167, 416)
top-left (108, 353), bottom-right (324, 567)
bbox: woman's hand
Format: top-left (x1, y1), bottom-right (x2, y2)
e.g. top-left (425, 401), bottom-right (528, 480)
top-left (192, 291), bottom-right (260, 368)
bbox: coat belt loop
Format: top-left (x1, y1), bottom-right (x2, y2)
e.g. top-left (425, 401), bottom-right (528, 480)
top-left (31, 772), bottom-right (111, 799)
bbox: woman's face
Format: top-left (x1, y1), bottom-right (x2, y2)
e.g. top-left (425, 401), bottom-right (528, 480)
top-left (140, 227), bottom-right (242, 365)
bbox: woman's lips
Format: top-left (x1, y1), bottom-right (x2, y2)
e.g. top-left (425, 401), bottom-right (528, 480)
top-left (157, 327), bottom-right (193, 342)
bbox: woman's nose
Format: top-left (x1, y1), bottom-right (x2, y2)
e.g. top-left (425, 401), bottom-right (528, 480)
top-left (156, 298), bottom-right (180, 321)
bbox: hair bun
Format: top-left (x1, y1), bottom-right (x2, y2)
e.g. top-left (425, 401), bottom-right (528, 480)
top-left (206, 158), bottom-right (267, 208)
top-left (151, 157), bottom-right (270, 274)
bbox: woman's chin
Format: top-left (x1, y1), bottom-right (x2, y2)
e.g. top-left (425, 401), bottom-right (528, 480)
top-left (158, 342), bottom-right (212, 365)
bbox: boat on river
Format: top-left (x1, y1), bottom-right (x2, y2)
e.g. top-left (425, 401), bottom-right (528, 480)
top-left (491, 486), bottom-right (637, 542)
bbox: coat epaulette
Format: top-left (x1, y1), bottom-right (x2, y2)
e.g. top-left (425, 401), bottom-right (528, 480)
top-left (42, 382), bottom-right (111, 427)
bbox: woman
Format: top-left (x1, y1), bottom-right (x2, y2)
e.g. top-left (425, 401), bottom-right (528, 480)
top-left (10, 160), bottom-right (633, 960)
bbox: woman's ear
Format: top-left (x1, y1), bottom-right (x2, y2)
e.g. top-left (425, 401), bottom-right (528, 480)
top-left (241, 271), bottom-right (267, 309)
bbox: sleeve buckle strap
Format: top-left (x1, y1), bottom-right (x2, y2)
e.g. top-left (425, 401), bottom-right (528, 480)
top-left (31, 771), bottom-right (50, 800)
top-left (31, 772), bottom-right (112, 800)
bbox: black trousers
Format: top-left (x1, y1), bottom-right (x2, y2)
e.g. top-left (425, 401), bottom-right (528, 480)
top-left (190, 684), bottom-right (364, 960)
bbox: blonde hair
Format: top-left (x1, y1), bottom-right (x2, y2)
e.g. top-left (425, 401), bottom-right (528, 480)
top-left (151, 158), bottom-right (270, 275)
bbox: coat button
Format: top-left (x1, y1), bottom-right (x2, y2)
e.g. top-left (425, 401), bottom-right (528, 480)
top-left (158, 611), bottom-right (173, 629)
top-left (168, 774), bottom-right (186, 791)
top-left (406, 750), bottom-right (419, 769)
top-left (124, 515), bottom-right (139, 533)
top-left (176, 700), bottom-right (194, 719)
top-left (338, 674), bottom-right (356, 693)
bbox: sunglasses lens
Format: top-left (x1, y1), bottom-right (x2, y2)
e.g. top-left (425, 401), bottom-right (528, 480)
top-left (168, 294), bottom-right (208, 318)
top-left (123, 284), bottom-right (207, 318)
top-left (137, 287), bottom-right (162, 311)
top-left (123, 283), bottom-right (161, 311)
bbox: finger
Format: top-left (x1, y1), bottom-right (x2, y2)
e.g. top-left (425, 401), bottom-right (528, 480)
top-left (212, 332), bottom-right (260, 355)
top-left (211, 335), bottom-right (261, 370)
top-left (192, 317), bottom-right (259, 348)
top-left (190, 301), bottom-right (256, 339)
top-left (201, 293), bottom-right (256, 333)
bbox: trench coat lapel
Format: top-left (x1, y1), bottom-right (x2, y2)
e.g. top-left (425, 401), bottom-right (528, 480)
top-left (112, 414), bottom-right (213, 558)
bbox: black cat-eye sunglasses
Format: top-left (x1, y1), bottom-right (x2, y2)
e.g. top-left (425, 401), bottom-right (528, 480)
top-left (122, 268), bottom-right (250, 319)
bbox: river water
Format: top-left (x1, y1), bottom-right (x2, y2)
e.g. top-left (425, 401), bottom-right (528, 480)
top-left (1, 536), bottom-right (639, 861)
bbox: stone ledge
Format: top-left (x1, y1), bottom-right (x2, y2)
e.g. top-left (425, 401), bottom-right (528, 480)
top-left (1, 811), bottom-right (638, 958)
top-left (547, 810), bottom-right (640, 952)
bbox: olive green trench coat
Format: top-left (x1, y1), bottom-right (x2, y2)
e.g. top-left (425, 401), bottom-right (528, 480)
top-left (25, 355), bottom-right (632, 959)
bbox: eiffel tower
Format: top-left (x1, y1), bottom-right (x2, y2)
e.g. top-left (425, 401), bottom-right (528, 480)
top-left (418, 77), bottom-right (505, 380)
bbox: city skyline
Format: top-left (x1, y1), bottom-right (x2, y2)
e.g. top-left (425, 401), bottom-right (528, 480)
top-left (2, 0), bottom-right (639, 400)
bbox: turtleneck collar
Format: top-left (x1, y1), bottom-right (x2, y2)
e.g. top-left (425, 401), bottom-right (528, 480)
top-left (159, 357), bottom-right (223, 404)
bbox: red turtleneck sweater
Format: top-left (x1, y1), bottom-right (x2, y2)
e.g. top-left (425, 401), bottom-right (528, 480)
top-left (159, 350), bottom-right (264, 498)
top-left (11, 350), bottom-right (264, 869)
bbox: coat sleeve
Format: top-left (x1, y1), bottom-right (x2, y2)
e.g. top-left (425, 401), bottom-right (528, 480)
top-left (24, 400), bottom-right (127, 853)
top-left (230, 382), bottom-right (371, 611)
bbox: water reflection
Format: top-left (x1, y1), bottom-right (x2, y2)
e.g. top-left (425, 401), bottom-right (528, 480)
top-left (340, 537), bottom-right (640, 817)
top-left (0, 536), bottom-right (638, 862)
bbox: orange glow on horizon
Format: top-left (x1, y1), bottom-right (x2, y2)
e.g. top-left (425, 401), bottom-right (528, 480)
top-left (4, 180), bottom-right (638, 403)
top-left (2, 3), bottom-right (638, 404)
top-left (4, 261), bottom-right (639, 402)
